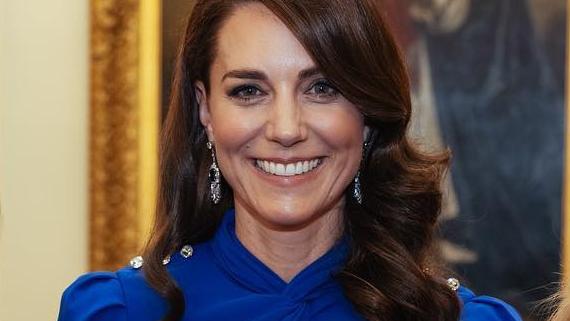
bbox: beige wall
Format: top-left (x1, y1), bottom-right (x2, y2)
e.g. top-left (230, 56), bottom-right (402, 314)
top-left (0, 0), bottom-right (89, 320)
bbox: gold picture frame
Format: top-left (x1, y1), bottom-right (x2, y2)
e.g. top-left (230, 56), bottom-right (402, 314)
top-left (89, 0), bottom-right (159, 270)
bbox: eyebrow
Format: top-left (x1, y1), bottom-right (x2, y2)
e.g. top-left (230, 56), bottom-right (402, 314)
top-left (297, 66), bottom-right (321, 80)
top-left (221, 66), bottom-right (323, 82)
top-left (222, 69), bottom-right (267, 81)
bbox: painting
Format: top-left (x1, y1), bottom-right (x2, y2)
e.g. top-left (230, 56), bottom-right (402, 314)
top-left (383, 0), bottom-right (567, 319)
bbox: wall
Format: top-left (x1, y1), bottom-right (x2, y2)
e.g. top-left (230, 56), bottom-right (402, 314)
top-left (0, 0), bottom-right (89, 320)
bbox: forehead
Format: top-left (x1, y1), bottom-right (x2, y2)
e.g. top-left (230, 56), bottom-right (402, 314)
top-left (212, 3), bottom-right (315, 77)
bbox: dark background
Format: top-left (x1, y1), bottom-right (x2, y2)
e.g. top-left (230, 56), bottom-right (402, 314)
top-left (161, 0), bottom-right (195, 119)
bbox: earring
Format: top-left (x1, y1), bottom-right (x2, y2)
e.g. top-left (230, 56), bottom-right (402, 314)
top-left (207, 141), bottom-right (221, 204)
top-left (353, 171), bottom-right (362, 204)
top-left (353, 140), bottom-right (369, 204)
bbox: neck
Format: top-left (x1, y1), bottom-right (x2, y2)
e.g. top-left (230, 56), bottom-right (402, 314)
top-left (234, 203), bottom-right (344, 283)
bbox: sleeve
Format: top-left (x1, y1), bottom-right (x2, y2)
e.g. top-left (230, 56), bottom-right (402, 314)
top-left (459, 287), bottom-right (522, 321)
top-left (57, 272), bottom-right (128, 321)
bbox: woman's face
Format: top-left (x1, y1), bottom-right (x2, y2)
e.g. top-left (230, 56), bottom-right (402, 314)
top-left (198, 3), bottom-right (367, 229)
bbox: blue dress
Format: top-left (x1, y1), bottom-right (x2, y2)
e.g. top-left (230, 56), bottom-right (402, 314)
top-left (58, 209), bottom-right (522, 321)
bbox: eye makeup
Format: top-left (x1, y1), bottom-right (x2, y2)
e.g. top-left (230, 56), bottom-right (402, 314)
top-left (226, 83), bottom-right (267, 105)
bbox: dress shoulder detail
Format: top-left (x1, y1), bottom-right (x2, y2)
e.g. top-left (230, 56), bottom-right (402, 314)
top-left (127, 245), bottom-right (194, 269)
top-left (58, 272), bottom-right (127, 321)
top-left (458, 287), bottom-right (522, 321)
top-left (58, 255), bottom-right (185, 321)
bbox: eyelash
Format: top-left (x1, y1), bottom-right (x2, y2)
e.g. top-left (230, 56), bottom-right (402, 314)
top-left (228, 85), bottom-right (264, 103)
top-left (227, 79), bottom-right (339, 104)
top-left (306, 79), bottom-right (338, 99)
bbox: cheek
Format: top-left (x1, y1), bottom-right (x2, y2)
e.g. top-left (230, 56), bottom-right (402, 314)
top-left (209, 100), bottom-right (263, 151)
top-left (310, 105), bottom-right (364, 151)
top-left (207, 99), bottom-right (266, 189)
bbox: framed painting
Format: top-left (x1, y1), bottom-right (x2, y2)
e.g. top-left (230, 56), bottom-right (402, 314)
top-left (383, 0), bottom-right (567, 319)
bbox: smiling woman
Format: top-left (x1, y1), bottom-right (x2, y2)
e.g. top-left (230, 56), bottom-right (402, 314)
top-left (196, 5), bottom-right (366, 280)
top-left (58, 1), bottom-right (523, 321)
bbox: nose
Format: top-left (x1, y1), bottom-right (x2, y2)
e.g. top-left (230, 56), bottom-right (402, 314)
top-left (265, 95), bottom-right (307, 147)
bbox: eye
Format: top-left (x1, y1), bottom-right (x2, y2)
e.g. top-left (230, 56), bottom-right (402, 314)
top-left (306, 79), bottom-right (339, 101)
top-left (228, 85), bottom-right (265, 103)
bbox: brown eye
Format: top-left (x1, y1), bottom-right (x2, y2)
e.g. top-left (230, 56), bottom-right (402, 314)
top-left (227, 84), bottom-right (266, 105)
top-left (230, 85), bottom-right (263, 98)
top-left (314, 82), bottom-right (334, 95)
top-left (306, 80), bottom-right (339, 102)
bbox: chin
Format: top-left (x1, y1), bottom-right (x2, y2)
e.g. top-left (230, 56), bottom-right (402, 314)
top-left (255, 201), bottom-right (324, 230)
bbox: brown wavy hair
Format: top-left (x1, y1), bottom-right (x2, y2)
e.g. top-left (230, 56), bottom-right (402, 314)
top-left (547, 285), bottom-right (570, 321)
top-left (142, 1), bottom-right (461, 320)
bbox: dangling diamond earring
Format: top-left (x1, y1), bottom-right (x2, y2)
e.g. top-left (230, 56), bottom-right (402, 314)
top-left (353, 171), bottom-right (362, 204)
top-left (353, 140), bottom-right (369, 204)
top-left (207, 141), bottom-right (221, 204)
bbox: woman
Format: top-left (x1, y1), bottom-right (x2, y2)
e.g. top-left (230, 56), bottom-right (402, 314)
top-left (58, 1), bottom-right (522, 320)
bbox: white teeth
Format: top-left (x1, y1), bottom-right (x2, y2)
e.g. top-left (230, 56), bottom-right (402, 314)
top-left (270, 162), bottom-right (276, 174)
top-left (256, 159), bottom-right (321, 176)
top-left (295, 162), bottom-right (303, 173)
top-left (263, 160), bottom-right (269, 172)
top-left (276, 163), bottom-right (285, 175)
top-left (285, 163), bottom-right (295, 176)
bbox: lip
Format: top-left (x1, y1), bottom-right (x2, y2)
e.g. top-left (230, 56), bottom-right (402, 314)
top-left (250, 157), bottom-right (325, 186)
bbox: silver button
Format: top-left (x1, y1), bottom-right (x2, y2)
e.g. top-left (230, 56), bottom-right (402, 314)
top-left (446, 277), bottom-right (460, 291)
top-left (129, 256), bottom-right (144, 269)
top-left (180, 245), bottom-right (194, 258)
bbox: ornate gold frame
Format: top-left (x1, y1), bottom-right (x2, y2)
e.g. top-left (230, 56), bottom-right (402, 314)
top-left (89, 0), bottom-right (159, 270)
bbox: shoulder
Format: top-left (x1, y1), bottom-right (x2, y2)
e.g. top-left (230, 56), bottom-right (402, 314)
top-left (57, 243), bottom-right (207, 321)
top-left (58, 267), bottom-right (166, 321)
top-left (58, 271), bottom-right (127, 321)
top-left (458, 287), bottom-right (522, 321)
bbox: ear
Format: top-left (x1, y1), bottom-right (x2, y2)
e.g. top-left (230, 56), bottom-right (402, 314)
top-left (196, 81), bottom-right (215, 142)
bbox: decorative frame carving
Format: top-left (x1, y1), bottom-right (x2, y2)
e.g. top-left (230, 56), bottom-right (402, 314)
top-left (89, 0), bottom-right (159, 270)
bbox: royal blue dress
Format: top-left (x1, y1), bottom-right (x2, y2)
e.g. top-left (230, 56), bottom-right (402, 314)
top-left (58, 209), bottom-right (522, 321)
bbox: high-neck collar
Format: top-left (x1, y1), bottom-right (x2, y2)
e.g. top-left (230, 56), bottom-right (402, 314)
top-left (210, 208), bottom-right (349, 302)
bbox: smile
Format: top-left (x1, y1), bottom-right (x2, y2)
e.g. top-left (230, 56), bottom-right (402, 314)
top-left (255, 158), bottom-right (322, 176)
